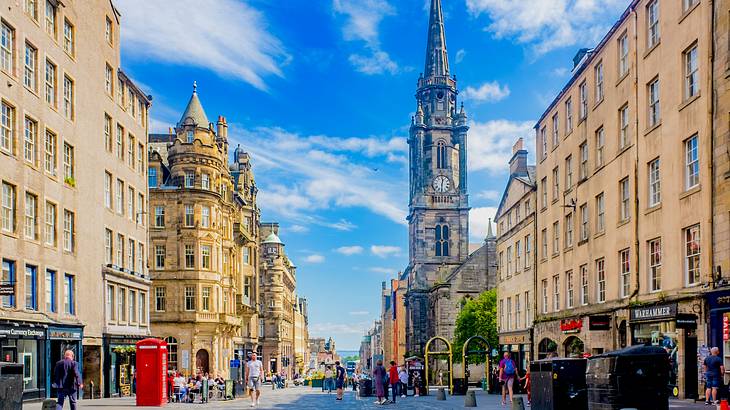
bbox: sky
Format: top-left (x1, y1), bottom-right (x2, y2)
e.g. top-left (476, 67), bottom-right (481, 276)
top-left (116, 0), bottom-right (630, 350)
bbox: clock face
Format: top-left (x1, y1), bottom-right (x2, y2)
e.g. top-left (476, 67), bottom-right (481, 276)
top-left (432, 176), bottom-right (451, 193)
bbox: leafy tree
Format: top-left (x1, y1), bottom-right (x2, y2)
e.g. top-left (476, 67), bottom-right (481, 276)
top-left (452, 289), bottom-right (498, 364)
top-left (342, 355), bottom-right (359, 362)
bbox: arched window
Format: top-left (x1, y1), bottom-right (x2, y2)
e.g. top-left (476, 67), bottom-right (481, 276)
top-left (436, 141), bottom-right (447, 169)
top-left (164, 336), bottom-right (178, 371)
top-left (435, 224), bottom-right (450, 257)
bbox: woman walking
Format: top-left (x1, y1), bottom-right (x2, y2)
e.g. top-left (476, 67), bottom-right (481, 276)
top-left (373, 360), bottom-right (386, 405)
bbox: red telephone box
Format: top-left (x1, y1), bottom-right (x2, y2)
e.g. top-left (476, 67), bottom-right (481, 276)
top-left (136, 338), bottom-right (168, 406)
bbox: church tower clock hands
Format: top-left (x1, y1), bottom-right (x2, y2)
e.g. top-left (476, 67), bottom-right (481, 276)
top-left (404, 0), bottom-right (470, 355)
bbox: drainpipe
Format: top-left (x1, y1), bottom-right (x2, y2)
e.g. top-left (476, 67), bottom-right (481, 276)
top-left (630, 4), bottom-right (641, 302)
top-left (532, 185), bottom-right (539, 360)
top-left (708, 0), bottom-right (716, 290)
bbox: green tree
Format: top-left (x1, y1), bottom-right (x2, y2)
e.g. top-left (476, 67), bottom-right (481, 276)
top-left (342, 355), bottom-right (359, 362)
top-left (452, 289), bottom-right (498, 364)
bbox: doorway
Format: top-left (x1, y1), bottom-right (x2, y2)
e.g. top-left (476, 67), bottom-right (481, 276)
top-left (195, 349), bottom-right (210, 374)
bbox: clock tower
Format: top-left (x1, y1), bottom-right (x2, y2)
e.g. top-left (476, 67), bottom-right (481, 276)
top-left (404, 0), bottom-right (470, 354)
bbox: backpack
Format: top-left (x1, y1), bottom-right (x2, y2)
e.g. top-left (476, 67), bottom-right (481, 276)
top-left (504, 359), bottom-right (516, 376)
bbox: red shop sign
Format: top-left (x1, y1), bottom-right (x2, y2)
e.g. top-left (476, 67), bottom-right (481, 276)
top-left (723, 316), bottom-right (729, 341)
top-left (560, 318), bottom-right (583, 334)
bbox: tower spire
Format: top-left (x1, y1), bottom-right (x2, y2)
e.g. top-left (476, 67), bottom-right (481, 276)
top-left (424, 0), bottom-right (449, 78)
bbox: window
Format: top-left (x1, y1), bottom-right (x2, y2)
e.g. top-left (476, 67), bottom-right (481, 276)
top-left (594, 62), bottom-right (604, 103)
top-left (498, 252), bottom-right (504, 279)
top-left (185, 171), bottom-right (194, 188)
top-left (685, 135), bottom-right (699, 189)
top-left (435, 224), bottom-right (449, 257)
top-left (647, 0), bottom-right (660, 48)
top-left (565, 213), bottom-right (573, 247)
top-left (104, 229), bottom-right (112, 264)
top-left (619, 104), bottom-right (629, 148)
top-left (137, 143), bottom-right (143, 173)
top-left (648, 78), bottom-right (660, 126)
top-left (148, 167), bottom-right (157, 188)
top-left (684, 0), bottom-right (698, 10)
top-left (596, 258), bottom-right (606, 302)
top-left (63, 19), bottom-right (74, 55)
top-left (184, 286), bottom-right (195, 311)
top-left (552, 221), bottom-right (559, 254)
top-left (2, 260), bottom-right (16, 307)
top-left (128, 238), bottom-right (135, 271)
top-left (155, 287), bottom-right (166, 312)
top-left (127, 135), bottom-right (134, 167)
top-left (116, 124), bottom-right (123, 159)
top-left (579, 81), bottom-right (587, 120)
top-left (115, 233), bottom-right (124, 266)
top-left (565, 155), bottom-right (573, 188)
top-left (24, 43), bottom-right (37, 90)
top-left (540, 177), bottom-right (547, 208)
top-left (580, 203), bottom-right (588, 241)
top-left (62, 210), bottom-right (74, 252)
top-left (107, 285), bottom-right (115, 321)
top-left (128, 289), bottom-right (136, 322)
top-left (136, 194), bottom-right (144, 225)
top-left (515, 241), bottom-right (521, 272)
top-left (201, 173), bottom-right (210, 190)
top-left (540, 127), bottom-right (547, 158)
top-left (648, 158), bottom-right (661, 206)
top-left (45, 269), bottom-right (55, 313)
top-left (552, 167), bottom-right (559, 200)
top-left (24, 117), bottom-right (37, 165)
top-left (25, 264), bottom-right (37, 310)
top-left (524, 235), bottom-right (531, 268)
top-left (202, 287), bottom-right (210, 311)
top-left (580, 264), bottom-right (588, 305)
top-left (45, 60), bottom-right (56, 106)
top-left (184, 205), bottom-right (194, 227)
top-left (541, 279), bottom-right (548, 314)
top-left (648, 238), bottom-right (662, 291)
top-left (1, 101), bottom-right (15, 154)
top-left (186, 131), bottom-right (194, 143)
top-left (499, 299), bottom-right (503, 330)
top-left (24, 192), bottom-right (37, 240)
top-left (436, 141), bottom-right (446, 169)
top-left (62, 143), bottom-right (73, 181)
top-left (552, 113), bottom-right (559, 147)
top-left (201, 245), bottom-right (211, 269)
top-left (105, 65), bottom-right (113, 95)
top-left (2, 182), bottom-right (16, 233)
top-left (117, 77), bottom-right (124, 106)
top-left (127, 187), bottom-right (134, 221)
top-left (596, 192), bottom-right (605, 232)
top-left (620, 249), bottom-right (631, 297)
top-left (141, 291), bottom-right (148, 323)
top-left (115, 179), bottom-right (123, 214)
top-left (104, 172), bottom-right (112, 208)
top-left (201, 206), bottom-right (210, 228)
top-left (26, 0), bottom-right (38, 20)
top-left (506, 297), bottom-right (512, 330)
top-left (44, 0), bottom-right (56, 36)
top-left (619, 178), bottom-right (630, 221)
top-left (0, 22), bottom-right (13, 74)
top-left (618, 33), bottom-right (629, 76)
top-left (62, 76), bottom-right (74, 120)
top-left (154, 206), bottom-right (164, 227)
top-left (105, 17), bottom-right (113, 44)
top-left (684, 44), bottom-right (699, 99)
top-left (44, 201), bottom-right (55, 246)
top-left (565, 98), bottom-right (573, 133)
top-left (184, 244), bottom-right (194, 268)
top-left (566, 270), bottom-right (574, 308)
top-left (553, 275), bottom-right (560, 311)
top-left (243, 247), bottom-right (250, 265)
top-left (44, 130), bottom-right (56, 175)
top-left (541, 228), bottom-right (548, 259)
top-left (685, 224), bottom-right (701, 285)
top-left (118, 287), bottom-right (126, 322)
top-left (64, 274), bottom-right (74, 315)
top-left (506, 246), bottom-right (512, 276)
top-left (579, 142), bottom-right (588, 180)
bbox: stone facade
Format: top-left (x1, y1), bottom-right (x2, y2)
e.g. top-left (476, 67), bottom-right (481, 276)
top-left (0, 0), bottom-right (149, 400)
top-left (380, 278), bottom-right (407, 364)
top-left (293, 297), bottom-right (309, 375)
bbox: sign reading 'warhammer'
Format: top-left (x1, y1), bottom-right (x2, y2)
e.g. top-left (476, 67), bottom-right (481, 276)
top-left (630, 303), bottom-right (678, 321)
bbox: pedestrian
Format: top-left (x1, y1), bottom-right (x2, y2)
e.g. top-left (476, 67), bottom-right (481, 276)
top-left (519, 366), bottom-right (531, 405)
top-left (352, 368), bottom-right (360, 393)
top-left (373, 360), bottom-right (386, 405)
top-left (398, 366), bottom-right (408, 397)
top-left (388, 361), bottom-right (399, 403)
top-left (704, 346), bottom-right (725, 405)
top-left (335, 361), bottom-right (346, 401)
top-left (412, 370), bottom-right (421, 397)
top-left (324, 366), bottom-right (334, 393)
top-left (245, 353), bottom-right (264, 408)
top-left (53, 350), bottom-right (83, 410)
top-left (499, 351), bottom-right (519, 406)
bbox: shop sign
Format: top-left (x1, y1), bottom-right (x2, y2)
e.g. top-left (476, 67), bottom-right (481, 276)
top-left (588, 315), bottom-right (611, 331)
top-left (724, 316), bottom-right (729, 341)
top-left (0, 325), bottom-right (46, 338)
top-left (49, 328), bottom-right (82, 340)
top-left (630, 303), bottom-right (677, 322)
top-left (499, 334), bottom-right (528, 344)
top-left (676, 313), bottom-right (697, 330)
top-left (560, 318), bottom-right (583, 334)
top-left (0, 283), bottom-right (14, 296)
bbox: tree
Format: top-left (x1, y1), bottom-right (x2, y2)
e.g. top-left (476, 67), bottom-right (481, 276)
top-left (342, 355), bottom-right (359, 362)
top-left (452, 289), bottom-right (498, 364)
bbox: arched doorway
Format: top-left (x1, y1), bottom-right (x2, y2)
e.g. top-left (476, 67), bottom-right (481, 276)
top-left (195, 349), bottom-right (210, 374)
top-left (563, 336), bottom-right (585, 358)
top-left (537, 338), bottom-right (557, 359)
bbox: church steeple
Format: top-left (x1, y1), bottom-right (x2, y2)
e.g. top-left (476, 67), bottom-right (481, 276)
top-left (424, 0), bottom-right (449, 78)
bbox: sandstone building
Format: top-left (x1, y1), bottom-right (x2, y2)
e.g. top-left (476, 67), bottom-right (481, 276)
top-left (0, 0), bottom-right (150, 400)
top-left (293, 296), bottom-right (309, 376)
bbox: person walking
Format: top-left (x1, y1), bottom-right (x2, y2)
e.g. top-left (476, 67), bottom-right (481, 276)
top-left (388, 361), bottom-right (399, 403)
top-left (245, 353), bottom-right (264, 408)
top-left (335, 361), bottom-right (346, 401)
top-left (53, 350), bottom-right (83, 410)
top-left (412, 370), bottom-right (421, 397)
top-left (373, 360), bottom-right (387, 405)
top-left (499, 351), bottom-right (519, 406)
top-left (704, 347), bottom-right (725, 405)
top-left (324, 366), bottom-right (334, 393)
top-left (398, 366), bottom-right (408, 397)
top-left (519, 366), bottom-right (531, 405)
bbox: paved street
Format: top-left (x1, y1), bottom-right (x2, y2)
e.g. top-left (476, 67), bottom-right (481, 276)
top-left (26, 386), bottom-right (714, 410)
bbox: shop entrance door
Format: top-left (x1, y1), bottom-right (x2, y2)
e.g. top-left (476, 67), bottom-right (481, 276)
top-left (684, 333), bottom-right (698, 399)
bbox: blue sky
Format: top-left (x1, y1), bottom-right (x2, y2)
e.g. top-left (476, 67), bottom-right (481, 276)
top-left (116, 0), bottom-right (629, 350)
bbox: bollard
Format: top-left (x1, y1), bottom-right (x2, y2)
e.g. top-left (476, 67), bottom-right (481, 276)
top-left (511, 397), bottom-right (525, 410)
top-left (464, 390), bottom-right (477, 407)
top-left (722, 400), bottom-right (729, 410)
top-left (41, 399), bottom-right (57, 410)
top-left (436, 388), bottom-right (446, 400)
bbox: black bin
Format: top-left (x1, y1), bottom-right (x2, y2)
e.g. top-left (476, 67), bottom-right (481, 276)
top-left (530, 358), bottom-right (587, 410)
top-left (452, 378), bottom-right (467, 395)
top-left (586, 345), bottom-right (669, 410)
top-left (0, 362), bottom-right (23, 410)
top-left (359, 378), bottom-right (373, 397)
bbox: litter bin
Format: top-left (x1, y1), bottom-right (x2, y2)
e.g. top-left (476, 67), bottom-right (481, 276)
top-left (530, 358), bottom-right (588, 410)
top-left (359, 377), bottom-right (373, 397)
top-left (586, 345), bottom-right (669, 410)
top-left (0, 362), bottom-right (23, 410)
top-left (452, 378), bottom-right (467, 395)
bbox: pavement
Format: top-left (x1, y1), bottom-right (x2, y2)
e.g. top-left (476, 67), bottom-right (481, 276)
top-left (25, 386), bottom-right (715, 409)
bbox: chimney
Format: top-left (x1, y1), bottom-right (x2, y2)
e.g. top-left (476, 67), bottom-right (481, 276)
top-left (216, 115), bottom-right (228, 139)
top-left (509, 137), bottom-right (528, 176)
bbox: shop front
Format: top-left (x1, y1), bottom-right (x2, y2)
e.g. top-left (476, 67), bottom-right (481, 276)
top-left (706, 289), bottom-right (730, 384)
top-left (103, 335), bottom-right (145, 397)
top-left (498, 330), bottom-right (531, 372)
top-left (47, 326), bottom-right (84, 399)
top-left (0, 322), bottom-right (47, 401)
top-left (533, 313), bottom-right (615, 360)
top-left (630, 302), bottom-right (699, 399)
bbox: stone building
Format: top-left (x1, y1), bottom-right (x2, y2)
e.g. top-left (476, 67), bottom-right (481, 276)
top-left (0, 0), bottom-right (150, 401)
top-left (258, 223), bottom-right (297, 377)
top-left (380, 277), bottom-right (406, 363)
top-left (402, 0), bottom-right (496, 355)
top-left (148, 86), bottom-right (259, 378)
top-left (293, 296), bottom-right (309, 375)
top-left (533, 0), bottom-right (713, 399)
top-left (495, 139), bottom-right (536, 373)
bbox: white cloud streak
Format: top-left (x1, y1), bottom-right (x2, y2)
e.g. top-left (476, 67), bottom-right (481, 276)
top-left (370, 245), bottom-right (401, 258)
top-left (469, 206), bottom-right (498, 241)
top-left (369, 267), bottom-right (397, 274)
top-left (468, 119), bottom-right (535, 174)
top-left (461, 81), bottom-right (510, 103)
top-left (304, 254), bottom-right (326, 263)
top-left (336, 246), bottom-right (365, 255)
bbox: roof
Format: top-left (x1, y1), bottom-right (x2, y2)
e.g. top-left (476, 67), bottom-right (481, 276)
top-left (262, 232), bottom-right (283, 245)
top-left (177, 83), bottom-right (209, 128)
top-left (424, 0), bottom-right (449, 77)
top-left (495, 165), bottom-right (537, 220)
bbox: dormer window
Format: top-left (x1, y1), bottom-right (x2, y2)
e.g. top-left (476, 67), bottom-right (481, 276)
top-left (186, 131), bottom-right (194, 143)
top-left (267, 246), bottom-right (277, 254)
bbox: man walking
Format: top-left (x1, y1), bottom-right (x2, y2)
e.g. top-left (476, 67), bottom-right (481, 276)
top-left (335, 361), bottom-right (346, 401)
top-left (245, 353), bottom-right (264, 408)
top-left (53, 350), bottom-right (83, 410)
top-left (388, 361), bottom-right (400, 403)
top-left (704, 347), bottom-right (725, 405)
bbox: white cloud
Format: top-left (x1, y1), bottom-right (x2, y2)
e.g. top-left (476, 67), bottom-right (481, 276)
top-left (469, 206), bottom-right (498, 241)
top-left (466, 0), bottom-right (627, 55)
top-left (289, 225), bottom-right (310, 233)
top-left (461, 81), bottom-right (510, 103)
top-left (370, 267), bottom-right (398, 274)
top-left (370, 245), bottom-right (401, 258)
top-left (349, 311), bottom-right (370, 316)
top-left (468, 119), bottom-right (535, 174)
top-left (304, 254), bottom-right (325, 263)
top-left (349, 51), bottom-right (399, 75)
top-left (336, 246), bottom-right (364, 255)
top-left (310, 321), bottom-right (370, 336)
top-left (455, 49), bottom-right (467, 63)
top-left (475, 190), bottom-right (502, 201)
top-left (552, 67), bottom-right (570, 77)
top-left (117, 0), bottom-right (289, 91)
